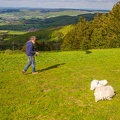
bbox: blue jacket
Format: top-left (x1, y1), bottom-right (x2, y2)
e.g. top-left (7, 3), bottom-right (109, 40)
top-left (26, 41), bottom-right (35, 56)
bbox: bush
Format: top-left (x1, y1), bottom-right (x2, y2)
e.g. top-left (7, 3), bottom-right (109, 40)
top-left (21, 44), bottom-right (26, 52)
top-left (4, 49), bottom-right (13, 55)
top-left (0, 51), bottom-right (4, 54)
top-left (14, 50), bottom-right (23, 54)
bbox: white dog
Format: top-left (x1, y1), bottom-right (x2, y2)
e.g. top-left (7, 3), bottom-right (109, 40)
top-left (90, 80), bottom-right (115, 102)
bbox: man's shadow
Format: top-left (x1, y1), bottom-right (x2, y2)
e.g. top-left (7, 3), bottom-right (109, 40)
top-left (85, 50), bottom-right (92, 54)
top-left (37, 63), bottom-right (65, 72)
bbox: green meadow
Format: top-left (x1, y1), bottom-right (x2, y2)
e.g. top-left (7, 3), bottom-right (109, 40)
top-left (0, 30), bottom-right (27, 35)
top-left (0, 49), bottom-right (120, 120)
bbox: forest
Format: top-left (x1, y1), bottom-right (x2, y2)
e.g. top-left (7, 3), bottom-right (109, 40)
top-left (61, 1), bottom-right (120, 50)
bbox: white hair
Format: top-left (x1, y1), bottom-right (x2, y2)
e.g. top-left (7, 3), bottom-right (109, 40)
top-left (90, 79), bottom-right (108, 90)
top-left (90, 80), bottom-right (115, 102)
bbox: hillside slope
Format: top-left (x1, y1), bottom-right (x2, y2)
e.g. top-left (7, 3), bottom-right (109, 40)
top-left (0, 49), bottom-right (120, 120)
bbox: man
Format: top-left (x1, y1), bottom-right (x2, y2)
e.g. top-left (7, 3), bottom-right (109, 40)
top-left (22, 36), bottom-right (39, 74)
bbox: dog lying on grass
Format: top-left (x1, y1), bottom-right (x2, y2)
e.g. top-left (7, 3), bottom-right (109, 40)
top-left (90, 80), bottom-right (115, 102)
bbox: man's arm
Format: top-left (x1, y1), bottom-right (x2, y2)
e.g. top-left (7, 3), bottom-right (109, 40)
top-left (28, 43), bottom-right (36, 55)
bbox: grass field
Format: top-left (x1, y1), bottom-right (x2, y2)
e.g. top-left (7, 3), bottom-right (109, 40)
top-left (0, 30), bottom-right (27, 35)
top-left (0, 49), bottom-right (120, 120)
top-left (51, 25), bottom-right (75, 41)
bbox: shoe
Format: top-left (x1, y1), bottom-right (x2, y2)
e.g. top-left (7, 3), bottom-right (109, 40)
top-left (32, 72), bottom-right (38, 74)
top-left (22, 70), bottom-right (26, 74)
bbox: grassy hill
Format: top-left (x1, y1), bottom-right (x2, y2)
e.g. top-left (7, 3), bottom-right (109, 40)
top-left (50, 25), bottom-right (75, 41)
top-left (0, 13), bottom-right (96, 31)
top-left (0, 49), bottom-right (120, 120)
top-left (0, 25), bottom-right (75, 50)
top-left (0, 8), bottom-right (107, 21)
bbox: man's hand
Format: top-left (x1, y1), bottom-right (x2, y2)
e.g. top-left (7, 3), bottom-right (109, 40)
top-left (35, 52), bottom-right (39, 56)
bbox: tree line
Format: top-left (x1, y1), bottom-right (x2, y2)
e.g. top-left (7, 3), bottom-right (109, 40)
top-left (61, 2), bottom-right (120, 50)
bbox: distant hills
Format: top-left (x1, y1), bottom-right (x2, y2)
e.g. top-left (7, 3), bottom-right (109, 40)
top-left (0, 8), bottom-right (108, 20)
top-left (0, 8), bottom-right (108, 31)
top-left (0, 8), bottom-right (110, 51)
top-left (0, 8), bottom-right (108, 12)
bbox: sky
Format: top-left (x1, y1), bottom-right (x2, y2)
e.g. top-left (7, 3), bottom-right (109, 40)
top-left (0, 0), bottom-right (119, 10)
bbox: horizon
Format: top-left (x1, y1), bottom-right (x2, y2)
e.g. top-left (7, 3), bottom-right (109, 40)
top-left (0, 0), bottom-right (118, 10)
top-left (0, 7), bottom-right (109, 11)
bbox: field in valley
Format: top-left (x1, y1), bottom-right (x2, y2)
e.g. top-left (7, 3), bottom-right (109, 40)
top-left (0, 8), bottom-right (102, 31)
top-left (0, 49), bottom-right (120, 120)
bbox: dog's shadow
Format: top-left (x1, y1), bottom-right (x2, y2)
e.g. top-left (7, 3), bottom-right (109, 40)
top-left (37, 63), bottom-right (65, 72)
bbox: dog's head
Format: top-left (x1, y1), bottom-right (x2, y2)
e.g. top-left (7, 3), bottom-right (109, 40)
top-left (90, 79), bottom-right (108, 90)
top-left (90, 80), bottom-right (99, 90)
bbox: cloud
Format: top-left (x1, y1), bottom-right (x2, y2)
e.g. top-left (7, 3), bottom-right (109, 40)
top-left (0, 0), bottom-right (118, 3)
top-left (0, 0), bottom-right (118, 10)
top-left (0, 0), bottom-right (118, 1)
top-left (86, 0), bottom-right (118, 3)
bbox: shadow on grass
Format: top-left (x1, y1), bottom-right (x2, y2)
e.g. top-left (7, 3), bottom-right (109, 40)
top-left (37, 63), bottom-right (65, 72)
top-left (86, 50), bottom-right (92, 54)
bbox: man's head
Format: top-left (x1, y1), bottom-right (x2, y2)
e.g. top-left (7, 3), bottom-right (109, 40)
top-left (30, 36), bottom-right (36, 44)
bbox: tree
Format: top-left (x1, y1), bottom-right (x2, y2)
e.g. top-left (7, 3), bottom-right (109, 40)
top-left (107, 1), bottom-right (120, 48)
top-left (61, 1), bottom-right (120, 51)
top-left (90, 13), bottom-right (108, 48)
top-left (61, 17), bottom-right (91, 50)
